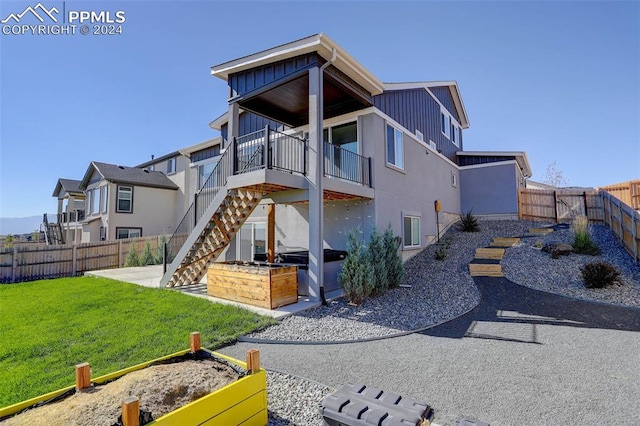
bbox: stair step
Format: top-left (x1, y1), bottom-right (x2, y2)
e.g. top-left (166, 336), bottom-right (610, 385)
top-left (469, 259), bottom-right (503, 277)
top-left (475, 247), bottom-right (505, 260)
top-left (490, 237), bottom-right (520, 247)
top-left (529, 227), bottom-right (554, 235)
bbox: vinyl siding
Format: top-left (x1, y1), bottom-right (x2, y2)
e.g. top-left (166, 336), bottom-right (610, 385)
top-left (373, 89), bottom-right (462, 162)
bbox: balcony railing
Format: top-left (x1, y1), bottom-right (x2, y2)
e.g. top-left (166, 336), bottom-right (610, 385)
top-left (44, 210), bottom-right (86, 225)
top-left (323, 142), bottom-right (372, 187)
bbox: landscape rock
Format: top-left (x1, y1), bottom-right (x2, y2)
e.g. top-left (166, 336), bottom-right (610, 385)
top-left (543, 242), bottom-right (573, 258)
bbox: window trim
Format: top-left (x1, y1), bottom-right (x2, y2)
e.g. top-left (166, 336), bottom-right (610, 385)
top-left (100, 185), bottom-right (108, 214)
top-left (451, 172), bottom-right (458, 188)
top-left (115, 227), bottom-right (142, 240)
top-left (402, 214), bottom-right (421, 249)
top-left (385, 123), bottom-right (404, 170)
top-left (167, 157), bottom-right (176, 175)
top-left (116, 185), bottom-right (133, 213)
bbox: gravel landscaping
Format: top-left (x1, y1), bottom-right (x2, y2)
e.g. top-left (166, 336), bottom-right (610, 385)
top-left (502, 223), bottom-right (640, 308)
top-left (249, 220), bottom-right (537, 343)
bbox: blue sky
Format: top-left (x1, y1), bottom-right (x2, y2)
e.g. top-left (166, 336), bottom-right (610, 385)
top-left (1, 0), bottom-right (638, 218)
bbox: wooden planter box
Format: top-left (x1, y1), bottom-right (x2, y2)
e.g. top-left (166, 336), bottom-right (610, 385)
top-left (208, 261), bottom-right (297, 309)
top-left (0, 340), bottom-right (267, 426)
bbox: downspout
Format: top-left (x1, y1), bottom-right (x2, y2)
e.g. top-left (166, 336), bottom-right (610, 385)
top-left (316, 48), bottom-right (337, 306)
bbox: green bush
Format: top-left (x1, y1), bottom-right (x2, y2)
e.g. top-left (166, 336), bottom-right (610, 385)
top-left (140, 241), bottom-right (155, 266)
top-left (338, 230), bottom-right (374, 305)
top-left (124, 244), bottom-right (140, 267)
top-left (572, 216), bottom-right (600, 255)
top-left (155, 235), bottom-right (167, 264)
top-left (383, 226), bottom-right (404, 288)
top-left (367, 228), bottom-right (388, 295)
top-left (581, 262), bottom-right (620, 288)
top-left (458, 210), bottom-right (480, 232)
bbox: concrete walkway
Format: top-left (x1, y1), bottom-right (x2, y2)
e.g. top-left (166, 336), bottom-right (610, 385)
top-left (85, 265), bottom-right (335, 319)
top-left (219, 277), bottom-right (640, 425)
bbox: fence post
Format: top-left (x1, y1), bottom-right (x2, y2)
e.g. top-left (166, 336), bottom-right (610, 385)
top-left (118, 240), bottom-right (123, 268)
top-left (631, 208), bottom-right (639, 263)
top-left (517, 189), bottom-right (523, 220)
top-left (163, 242), bottom-right (168, 274)
top-left (583, 191), bottom-right (589, 220)
top-left (263, 125), bottom-right (270, 169)
top-left (72, 243), bottom-right (77, 276)
top-left (11, 246), bottom-right (18, 283)
top-left (553, 191), bottom-right (559, 223)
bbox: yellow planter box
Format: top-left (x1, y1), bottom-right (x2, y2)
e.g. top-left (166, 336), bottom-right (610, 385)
top-left (0, 348), bottom-right (267, 426)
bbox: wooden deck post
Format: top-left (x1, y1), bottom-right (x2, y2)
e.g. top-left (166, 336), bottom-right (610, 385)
top-left (267, 204), bottom-right (275, 263)
top-left (122, 397), bottom-right (140, 426)
top-left (246, 349), bottom-right (260, 374)
top-left (75, 363), bottom-right (91, 390)
top-left (190, 332), bottom-right (201, 352)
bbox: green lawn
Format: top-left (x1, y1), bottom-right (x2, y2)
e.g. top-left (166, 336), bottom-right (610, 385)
top-left (0, 276), bottom-right (276, 407)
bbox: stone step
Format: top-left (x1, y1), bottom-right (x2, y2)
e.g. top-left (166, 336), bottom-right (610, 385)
top-left (468, 259), bottom-right (503, 277)
top-left (490, 237), bottom-right (520, 247)
top-left (475, 247), bottom-right (505, 260)
top-left (529, 227), bottom-right (554, 235)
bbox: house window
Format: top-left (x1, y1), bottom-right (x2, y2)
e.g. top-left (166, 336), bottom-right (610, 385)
top-left (451, 172), bottom-right (458, 187)
top-left (324, 122), bottom-right (358, 153)
top-left (403, 215), bottom-right (421, 248)
top-left (100, 186), bottom-right (108, 213)
top-left (415, 130), bottom-right (424, 142)
top-left (386, 124), bottom-right (404, 169)
top-left (91, 188), bottom-right (99, 215)
top-left (117, 186), bottom-right (133, 213)
top-left (147, 165), bottom-right (155, 171)
top-left (116, 227), bottom-right (142, 239)
top-left (198, 161), bottom-right (217, 189)
top-left (167, 157), bottom-right (176, 174)
top-left (441, 110), bottom-right (450, 139)
top-left (451, 123), bottom-right (460, 147)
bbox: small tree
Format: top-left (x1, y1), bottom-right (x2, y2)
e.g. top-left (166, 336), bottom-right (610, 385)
top-left (140, 241), bottom-right (155, 266)
top-left (367, 227), bottom-right (388, 295)
top-left (124, 244), bottom-right (140, 267)
top-left (383, 226), bottom-right (404, 288)
top-left (544, 161), bottom-right (568, 188)
top-left (155, 235), bottom-right (167, 265)
top-left (4, 235), bottom-right (14, 249)
top-left (338, 229), bottom-right (374, 305)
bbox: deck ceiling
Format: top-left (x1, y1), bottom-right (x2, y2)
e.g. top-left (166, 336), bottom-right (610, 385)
top-left (237, 71), bottom-right (372, 128)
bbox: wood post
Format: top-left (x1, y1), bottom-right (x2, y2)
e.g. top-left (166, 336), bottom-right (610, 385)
top-left (72, 243), bottom-right (78, 276)
top-left (122, 397), bottom-right (140, 426)
top-left (118, 240), bottom-right (123, 268)
top-left (11, 246), bottom-right (18, 283)
top-left (246, 349), bottom-right (260, 374)
top-left (75, 363), bottom-right (91, 390)
top-left (267, 204), bottom-right (275, 263)
top-left (583, 191), bottom-right (589, 220)
top-left (190, 332), bottom-right (201, 352)
top-left (553, 190), bottom-right (558, 223)
top-left (517, 189), bottom-right (523, 220)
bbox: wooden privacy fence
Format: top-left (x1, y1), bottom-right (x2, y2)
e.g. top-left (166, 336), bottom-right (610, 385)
top-left (602, 191), bottom-right (640, 263)
top-left (518, 189), bottom-right (604, 223)
top-left (0, 235), bottom-right (167, 283)
top-left (598, 180), bottom-right (640, 210)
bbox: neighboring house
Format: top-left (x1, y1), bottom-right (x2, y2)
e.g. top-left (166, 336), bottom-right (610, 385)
top-left (160, 33), bottom-right (532, 302)
top-left (77, 161), bottom-right (179, 242)
top-left (526, 180), bottom-right (555, 190)
top-left (46, 178), bottom-right (86, 244)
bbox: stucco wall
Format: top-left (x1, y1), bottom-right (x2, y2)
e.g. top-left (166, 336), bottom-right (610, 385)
top-left (361, 112), bottom-right (461, 260)
top-left (459, 162), bottom-right (519, 216)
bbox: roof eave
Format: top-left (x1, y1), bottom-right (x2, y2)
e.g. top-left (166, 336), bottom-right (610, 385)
top-left (210, 33), bottom-right (384, 96)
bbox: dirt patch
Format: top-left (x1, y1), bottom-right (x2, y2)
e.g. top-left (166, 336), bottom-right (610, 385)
top-left (2, 358), bottom-right (240, 426)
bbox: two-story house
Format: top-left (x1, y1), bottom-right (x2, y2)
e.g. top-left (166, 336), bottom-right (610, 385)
top-left (78, 161), bottom-right (179, 242)
top-left (160, 33), bottom-right (531, 303)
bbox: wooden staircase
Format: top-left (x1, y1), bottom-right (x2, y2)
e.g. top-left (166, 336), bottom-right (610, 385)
top-left (468, 237), bottom-right (521, 277)
top-left (43, 214), bottom-right (65, 245)
top-left (163, 188), bottom-right (264, 288)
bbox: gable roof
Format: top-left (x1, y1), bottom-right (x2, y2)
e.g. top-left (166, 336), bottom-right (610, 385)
top-left (383, 81), bottom-right (470, 128)
top-left (210, 33), bottom-right (385, 96)
top-left (79, 161), bottom-right (179, 190)
top-left (52, 178), bottom-right (84, 198)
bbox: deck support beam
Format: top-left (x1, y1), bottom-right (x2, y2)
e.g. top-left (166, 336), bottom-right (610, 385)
top-left (307, 66), bottom-right (323, 302)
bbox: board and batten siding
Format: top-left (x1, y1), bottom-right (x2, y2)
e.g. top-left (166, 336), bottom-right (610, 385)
top-left (373, 89), bottom-right (462, 163)
top-left (221, 113), bottom-right (286, 143)
top-left (430, 86), bottom-right (460, 123)
top-left (228, 52), bottom-right (323, 98)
